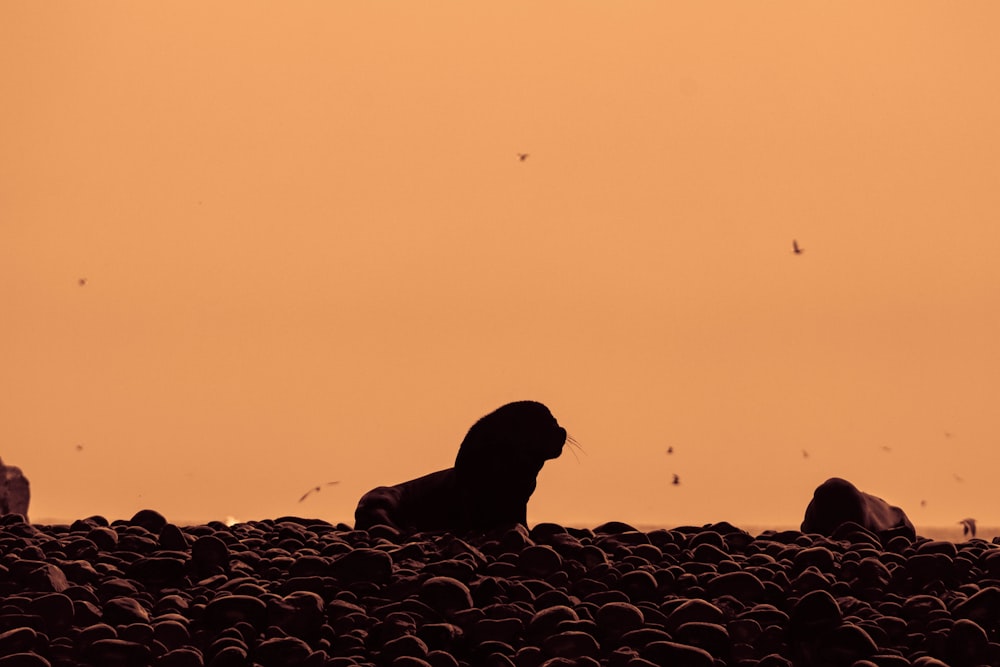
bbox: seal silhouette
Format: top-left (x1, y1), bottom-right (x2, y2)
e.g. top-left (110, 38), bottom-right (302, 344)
top-left (354, 401), bottom-right (567, 532)
top-left (801, 477), bottom-right (915, 538)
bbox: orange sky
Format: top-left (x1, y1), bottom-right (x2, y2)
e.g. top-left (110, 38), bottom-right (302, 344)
top-left (2, 3), bottom-right (999, 532)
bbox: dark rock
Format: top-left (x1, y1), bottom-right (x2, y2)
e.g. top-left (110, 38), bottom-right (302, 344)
top-left (330, 548), bottom-right (393, 585)
top-left (266, 591), bottom-right (325, 640)
top-left (542, 631), bottom-right (600, 660)
top-left (158, 647), bottom-right (205, 667)
top-left (158, 523), bottom-right (189, 550)
top-left (130, 509), bottom-right (168, 533)
top-left (705, 570), bottom-right (766, 601)
top-left (254, 636), bottom-right (311, 667)
top-left (0, 654), bottom-right (51, 667)
top-left (103, 596), bottom-right (150, 625)
top-left (203, 595), bottom-right (267, 633)
top-left (83, 638), bottom-right (152, 666)
top-left (419, 576), bottom-right (473, 615)
top-left (518, 545), bottom-right (563, 578)
top-left (640, 640), bottom-right (715, 667)
top-left (191, 535), bottom-right (230, 577)
top-left (0, 458), bottom-right (30, 519)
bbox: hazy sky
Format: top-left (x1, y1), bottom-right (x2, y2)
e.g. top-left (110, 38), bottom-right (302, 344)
top-left (3, 3), bottom-right (998, 532)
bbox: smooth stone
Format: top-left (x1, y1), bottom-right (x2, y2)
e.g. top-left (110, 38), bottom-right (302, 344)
top-left (25, 593), bottom-right (74, 633)
top-left (663, 599), bottom-right (725, 632)
top-left (266, 591), bottom-right (325, 640)
top-left (640, 641), bottom-right (714, 667)
top-left (130, 509), bottom-right (168, 533)
top-left (254, 636), bottom-right (311, 666)
top-left (527, 606), bottom-right (579, 641)
top-left (595, 602), bottom-right (644, 639)
top-left (191, 535), bottom-right (230, 577)
top-left (705, 570), bottom-right (766, 601)
top-left (673, 621), bottom-right (730, 659)
top-left (158, 647), bottom-right (205, 667)
top-left (83, 638), bottom-right (151, 666)
top-left (541, 631), bottom-right (600, 659)
top-left (103, 596), bottom-right (151, 625)
top-left (0, 628), bottom-right (36, 654)
top-left (330, 548), bottom-right (393, 585)
top-left (0, 655), bottom-right (52, 667)
top-left (789, 589), bottom-right (842, 637)
top-left (518, 546), bottom-right (563, 578)
top-left (419, 577), bottom-right (473, 615)
top-left (380, 635), bottom-right (431, 665)
top-left (203, 595), bottom-right (267, 632)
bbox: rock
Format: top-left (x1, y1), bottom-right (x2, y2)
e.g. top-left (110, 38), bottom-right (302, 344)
top-left (191, 535), bottom-right (230, 577)
top-left (0, 654), bottom-right (51, 667)
top-left (419, 577), bottom-right (473, 615)
top-left (542, 631), bottom-right (600, 660)
top-left (640, 641), bottom-right (715, 667)
top-left (254, 636), bottom-right (311, 667)
top-left (0, 457), bottom-right (30, 518)
top-left (158, 647), bottom-right (205, 667)
top-left (203, 595), bottom-right (267, 633)
top-left (130, 509), bottom-right (168, 533)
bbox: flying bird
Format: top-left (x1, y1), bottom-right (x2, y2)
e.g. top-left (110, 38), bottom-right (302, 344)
top-left (792, 240), bottom-right (803, 255)
top-left (298, 481), bottom-right (340, 503)
top-left (802, 449), bottom-right (809, 459)
top-left (672, 474), bottom-right (680, 486)
top-left (959, 517), bottom-right (977, 538)
top-left (666, 446), bottom-right (674, 455)
top-left (920, 499), bottom-right (927, 508)
top-left (954, 473), bottom-right (965, 483)
top-left (75, 444), bottom-right (84, 452)
top-left (880, 446), bottom-right (892, 453)
top-left (78, 278), bottom-right (87, 286)
top-left (517, 153), bottom-right (529, 162)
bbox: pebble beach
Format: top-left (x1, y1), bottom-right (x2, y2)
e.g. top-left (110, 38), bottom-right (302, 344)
top-left (2, 511), bottom-right (1000, 667)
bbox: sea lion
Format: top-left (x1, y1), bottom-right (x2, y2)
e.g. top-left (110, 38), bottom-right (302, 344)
top-left (354, 401), bottom-right (567, 532)
top-left (801, 477), bottom-right (915, 538)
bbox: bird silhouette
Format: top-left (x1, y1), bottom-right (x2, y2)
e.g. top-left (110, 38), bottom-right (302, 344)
top-left (78, 278), bottom-right (87, 286)
top-left (298, 481), bottom-right (340, 503)
top-left (881, 446), bottom-right (892, 453)
top-left (666, 446), bottom-right (674, 455)
top-left (959, 517), bottom-right (977, 538)
top-left (802, 449), bottom-right (809, 459)
top-left (792, 240), bottom-right (803, 255)
top-left (672, 474), bottom-right (680, 486)
top-left (517, 153), bottom-right (529, 162)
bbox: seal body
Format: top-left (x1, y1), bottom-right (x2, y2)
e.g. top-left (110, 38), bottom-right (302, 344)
top-left (355, 401), bottom-right (567, 532)
top-left (801, 477), bottom-right (915, 538)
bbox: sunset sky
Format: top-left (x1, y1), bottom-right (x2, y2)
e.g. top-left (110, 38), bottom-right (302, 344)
top-left (3, 3), bottom-right (998, 533)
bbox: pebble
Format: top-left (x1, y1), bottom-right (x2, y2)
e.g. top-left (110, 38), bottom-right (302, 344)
top-left (3, 514), bottom-right (999, 666)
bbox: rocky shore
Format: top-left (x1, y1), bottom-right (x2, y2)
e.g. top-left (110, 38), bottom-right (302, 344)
top-left (1, 511), bottom-right (999, 667)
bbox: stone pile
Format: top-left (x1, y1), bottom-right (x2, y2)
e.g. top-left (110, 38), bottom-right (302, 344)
top-left (0, 511), bottom-right (999, 666)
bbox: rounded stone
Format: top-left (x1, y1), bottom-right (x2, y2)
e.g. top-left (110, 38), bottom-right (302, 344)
top-left (254, 636), bottom-right (311, 666)
top-left (518, 545), bottom-right (563, 578)
top-left (542, 631), bottom-right (600, 659)
top-left (130, 509), bottom-right (168, 533)
top-left (419, 577), bottom-right (473, 615)
top-left (203, 594), bottom-right (267, 632)
top-left (641, 640), bottom-right (715, 667)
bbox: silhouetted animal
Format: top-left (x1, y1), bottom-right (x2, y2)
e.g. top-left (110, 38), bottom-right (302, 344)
top-left (354, 401), bottom-right (567, 532)
top-left (793, 240), bottom-right (803, 255)
top-left (517, 153), bottom-right (530, 162)
top-left (672, 474), bottom-right (680, 486)
top-left (801, 477), bottom-right (915, 538)
top-left (959, 517), bottom-right (977, 538)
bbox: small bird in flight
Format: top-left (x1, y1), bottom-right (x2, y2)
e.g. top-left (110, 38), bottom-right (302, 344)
top-left (75, 444), bottom-right (84, 452)
top-left (298, 481), bottom-right (340, 503)
top-left (666, 446), bottom-right (674, 455)
top-left (802, 449), bottom-right (809, 459)
top-left (792, 240), bottom-right (804, 255)
top-left (517, 153), bottom-right (529, 162)
top-left (880, 446), bottom-right (892, 453)
top-left (78, 278), bottom-right (87, 286)
top-left (672, 474), bottom-right (680, 486)
top-left (959, 517), bottom-right (977, 538)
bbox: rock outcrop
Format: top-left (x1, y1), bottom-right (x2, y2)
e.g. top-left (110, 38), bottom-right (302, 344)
top-left (0, 457), bottom-right (30, 518)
